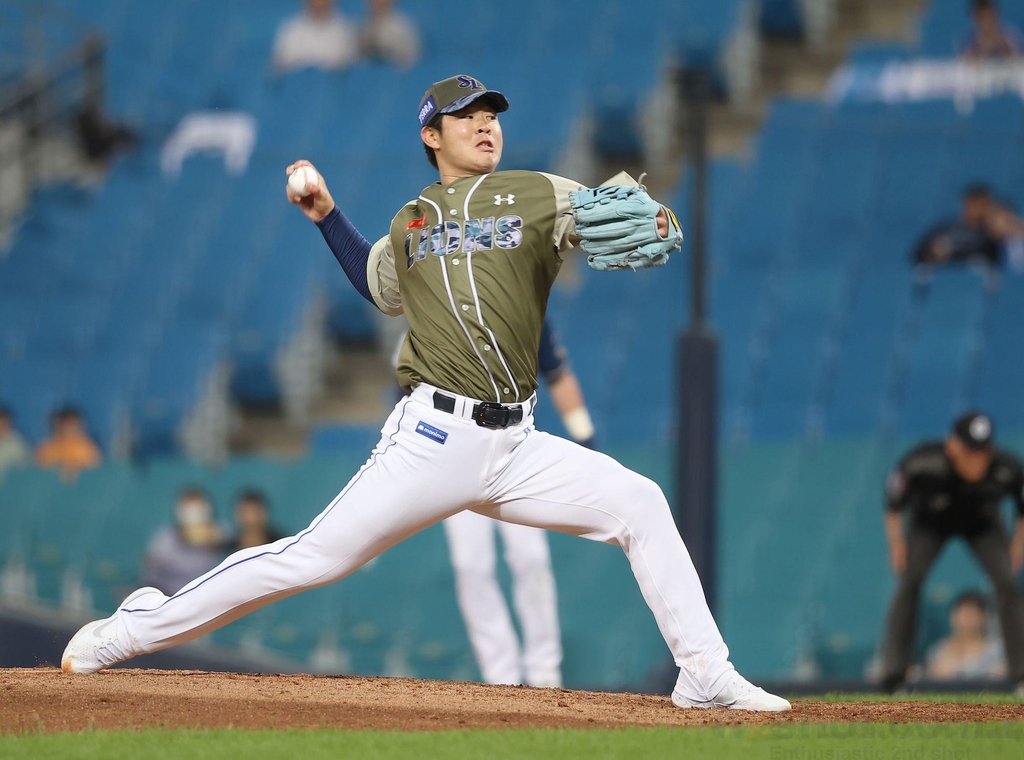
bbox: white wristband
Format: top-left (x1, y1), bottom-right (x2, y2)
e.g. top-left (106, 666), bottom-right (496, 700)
top-left (562, 407), bottom-right (595, 443)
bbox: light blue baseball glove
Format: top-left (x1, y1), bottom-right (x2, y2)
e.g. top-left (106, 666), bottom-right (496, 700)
top-left (569, 184), bottom-right (683, 272)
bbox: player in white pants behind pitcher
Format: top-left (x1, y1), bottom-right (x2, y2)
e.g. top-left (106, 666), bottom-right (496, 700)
top-left (398, 320), bottom-right (595, 687)
top-left (62, 74), bottom-right (790, 712)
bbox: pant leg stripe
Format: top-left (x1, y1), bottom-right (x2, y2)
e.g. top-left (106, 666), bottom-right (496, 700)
top-left (122, 398), bottom-right (413, 614)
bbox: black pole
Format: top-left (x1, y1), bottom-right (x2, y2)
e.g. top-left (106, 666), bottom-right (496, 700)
top-left (688, 70), bottom-right (708, 328)
top-left (675, 67), bottom-right (719, 617)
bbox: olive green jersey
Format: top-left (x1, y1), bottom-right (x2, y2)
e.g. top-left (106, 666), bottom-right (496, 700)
top-left (367, 170), bottom-right (622, 402)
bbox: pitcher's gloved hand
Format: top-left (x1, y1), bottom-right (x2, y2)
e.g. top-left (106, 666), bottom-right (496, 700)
top-left (569, 184), bottom-right (682, 272)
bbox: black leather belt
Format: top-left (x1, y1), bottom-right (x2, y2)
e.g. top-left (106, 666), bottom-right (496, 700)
top-left (433, 391), bottom-right (524, 429)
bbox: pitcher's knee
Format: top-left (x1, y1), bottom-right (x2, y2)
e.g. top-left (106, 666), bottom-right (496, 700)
top-left (599, 471), bottom-right (673, 542)
top-left (291, 537), bottom-right (370, 587)
top-left (642, 474), bottom-right (670, 505)
top-left (297, 555), bottom-right (348, 588)
top-left (623, 473), bottom-right (672, 517)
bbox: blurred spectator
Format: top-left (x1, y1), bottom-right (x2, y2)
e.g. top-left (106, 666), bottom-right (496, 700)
top-left (0, 406), bottom-right (30, 479)
top-left (987, 197), bottom-right (1024, 270)
top-left (272, 0), bottom-right (359, 73)
top-left (880, 412), bottom-right (1024, 693)
top-left (361, 0), bottom-right (421, 70)
top-left (225, 490), bottom-right (286, 552)
top-left (35, 405), bottom-right (101, 481)
top-left (912, 185), bottom-right (1024, 267)
top-left (925, 591), bottom-right (1007, 681)
top-left (143, 487), bottom-right (224, 595)
top-left (962, 0), bottom-right (1023, 61)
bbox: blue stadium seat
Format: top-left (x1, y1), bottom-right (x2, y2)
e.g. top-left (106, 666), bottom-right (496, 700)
top-left (845, 41), bottom-right (914, 67)
top-left (310, 425), bottom-right (381, 455)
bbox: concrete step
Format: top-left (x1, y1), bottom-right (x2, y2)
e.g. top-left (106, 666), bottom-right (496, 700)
top-left (310, 344), bottom-right (393, 426)
top-left (228, 343), bottom-right (392, 457)
top-left (705, 0), bottom-right (927, 159)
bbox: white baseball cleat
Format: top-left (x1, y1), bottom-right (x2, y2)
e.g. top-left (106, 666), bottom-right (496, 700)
top-left (673, 672), bottom-right (792, 712)
top-left (61, 586), bottom-right (163, 674)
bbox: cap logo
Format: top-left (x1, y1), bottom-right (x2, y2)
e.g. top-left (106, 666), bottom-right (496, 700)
top-left (418, 96), bottom-right (437, 126)
top-left (970, 416), bottom-right (991, 440)
top-left (456, 75), bottom-right (482, 90)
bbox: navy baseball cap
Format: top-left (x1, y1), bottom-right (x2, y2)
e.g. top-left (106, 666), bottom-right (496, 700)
top-left (417, 75), bottom-right (509, 128)
top-left (952, 411), bottom-right (995, 450)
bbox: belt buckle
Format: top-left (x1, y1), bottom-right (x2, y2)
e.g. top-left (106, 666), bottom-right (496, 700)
top-left (473, 402), bottom-right (511, 429)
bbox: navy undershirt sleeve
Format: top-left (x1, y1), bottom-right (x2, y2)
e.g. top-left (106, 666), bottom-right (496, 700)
top-left (538, 318), bottom-right (569, 384)
top-left (315, 206), bottom-right (374, 306)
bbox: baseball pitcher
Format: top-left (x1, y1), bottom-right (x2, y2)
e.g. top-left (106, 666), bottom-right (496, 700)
top-left (63, 75), bottom-right (789, 711)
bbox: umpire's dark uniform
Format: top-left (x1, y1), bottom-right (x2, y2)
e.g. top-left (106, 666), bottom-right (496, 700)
top-left (881, 414), bottom-right (1024, 689)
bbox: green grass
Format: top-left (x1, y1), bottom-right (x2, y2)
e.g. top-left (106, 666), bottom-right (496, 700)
top-left (2, 723), bottom-right (1024, 760)
top-left (815, 692), bottom-right (1024, 704)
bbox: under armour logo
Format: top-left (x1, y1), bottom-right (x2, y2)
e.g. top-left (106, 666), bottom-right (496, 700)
top-left (494, 194), bottom-right (515, 205)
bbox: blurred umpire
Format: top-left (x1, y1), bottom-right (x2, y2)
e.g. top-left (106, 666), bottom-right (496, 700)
top-left (881, 412), bottom-right (1024, 692)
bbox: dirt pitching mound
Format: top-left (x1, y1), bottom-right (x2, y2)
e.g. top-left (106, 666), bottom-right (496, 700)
top-left (2, 669), bottom-right (1022, 733)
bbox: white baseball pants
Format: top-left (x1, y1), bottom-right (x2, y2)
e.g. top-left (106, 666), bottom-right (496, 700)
top-left (118, 383), bottom-right (735, 701)
top-left (443, 510), bottom-right (562, 687)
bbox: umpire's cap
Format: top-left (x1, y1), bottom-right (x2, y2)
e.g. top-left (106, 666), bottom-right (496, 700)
top-left (417, 75), bottom-right (509, 128)
top-left (952, 411), bottom-right (995, 450)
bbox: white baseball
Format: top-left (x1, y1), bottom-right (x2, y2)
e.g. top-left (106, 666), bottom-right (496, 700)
top-left (288, 166), bottom-right (319, 197)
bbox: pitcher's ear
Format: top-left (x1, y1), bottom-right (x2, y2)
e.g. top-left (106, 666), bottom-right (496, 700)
top-left (421, 125), bottom-right (442, 150)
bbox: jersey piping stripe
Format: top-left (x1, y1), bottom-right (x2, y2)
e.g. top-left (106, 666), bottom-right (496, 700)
top-left (121, 397), bottom-right (414, 615)
top-left (462, 175), bottom-right (520, 401)
top-left (462, 174), bottom-right (489, 219)
top-left (440, 257), bottom-right (500, 401)
top-left (418, 193), bottom-right (501, 402)
top-left (466, 252), bottom-right (520, 401)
